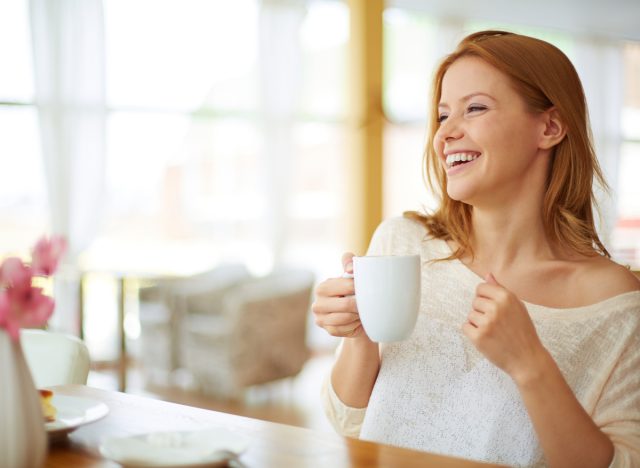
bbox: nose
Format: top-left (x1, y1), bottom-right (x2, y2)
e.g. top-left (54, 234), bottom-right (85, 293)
top-left (434, 114), bottom-right (463, 145)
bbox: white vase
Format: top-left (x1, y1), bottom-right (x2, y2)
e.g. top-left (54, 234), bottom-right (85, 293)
top-left (0, 329), bottom-right (47, 467)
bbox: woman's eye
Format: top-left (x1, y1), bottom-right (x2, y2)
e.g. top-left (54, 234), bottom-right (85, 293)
top-left (437, 114), bottom-right (448, 123)
top-left (467, 105), bottom-right (487, 113)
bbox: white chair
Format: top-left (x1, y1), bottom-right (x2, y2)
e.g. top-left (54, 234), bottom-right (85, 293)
top-left (20, 329), bottom-right (90, 388)
top-left (138, 263), bottom-right (251, 386)
top-left (181, 268), bottom-right (315, 398)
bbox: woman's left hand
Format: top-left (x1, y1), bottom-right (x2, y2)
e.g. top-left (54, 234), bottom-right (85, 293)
top-left (463, 273), bottom-right (548, 385)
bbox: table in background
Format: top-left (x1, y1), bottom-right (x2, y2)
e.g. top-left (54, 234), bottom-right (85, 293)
top-left (46, 385), bottom-right (507, 468)
top-left (78, 268), bottom-right (197, 392)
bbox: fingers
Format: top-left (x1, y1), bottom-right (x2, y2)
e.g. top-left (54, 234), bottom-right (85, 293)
top-left (485, 272), bottom-right (499, 285)
top-left (472, 296), bottom-right (496, 316)
top-left (342, 252), bottom-right (355, 274)
top-left (315, 277), bottom-right (355, 299)
top-left (313, 302), bottom-right (361, 337)
top-left (462, 320), bottom-right (479, 339)
top-left (475, 282), bottom-right (509, 301)
top-left (312, 252), bottom-right (361, 338)
top-left (312, 295), bottom-right (357, 315)
top-left (466, 309), bottom-right (488, 328)
top-left (316, 311), bottom-right (359, 327)
top-left (311, 281), bottom-right (359, 338)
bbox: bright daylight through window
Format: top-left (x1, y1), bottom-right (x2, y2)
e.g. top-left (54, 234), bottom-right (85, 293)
top-left (1, 0), bottom-right (639, 359)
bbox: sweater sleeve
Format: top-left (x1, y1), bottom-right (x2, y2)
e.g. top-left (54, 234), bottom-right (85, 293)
top-left (594, 329), bottom-right (640, 468)
top-left (320, 368), bottom-right (367, 438)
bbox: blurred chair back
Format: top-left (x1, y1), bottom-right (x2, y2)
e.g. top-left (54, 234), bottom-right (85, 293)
top-left (21, 329), bottom-right (90, 387)
top-left (227, 268), bottom-right (315, 387)
top-left (138, 263), bottom-right (251, 386)
top-left (182, 268), bottom-right (315, 397)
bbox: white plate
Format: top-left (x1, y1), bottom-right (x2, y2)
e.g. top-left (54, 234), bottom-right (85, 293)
top-left (45, 395), bottom-right (109, 438)
top-left (99, 428), bottom-right (250, 467)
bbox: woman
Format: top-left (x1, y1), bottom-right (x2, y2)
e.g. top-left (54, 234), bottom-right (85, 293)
top-left (313, 30), bottom-right (640, 467)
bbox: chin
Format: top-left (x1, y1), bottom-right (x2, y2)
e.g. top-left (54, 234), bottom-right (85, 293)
top-left (446, 184), bottom-right (475, 203)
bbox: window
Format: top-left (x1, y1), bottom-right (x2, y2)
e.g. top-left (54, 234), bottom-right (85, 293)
top-left (98, 0), bottom-right (263, 273)
top-left (612, 42), bottom-right (640, 264)
top-left (382, 8), bottom-right (438, 218)
top-left (61, 0), bottom-right (349, 355)
top-left (0, 0), bottom-right (47, 254)
top-left (90, 0), bottom-right (349, 282)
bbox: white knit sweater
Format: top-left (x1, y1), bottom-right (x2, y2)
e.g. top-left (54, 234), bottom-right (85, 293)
top-left (321, 217), bottom-right (640, 467)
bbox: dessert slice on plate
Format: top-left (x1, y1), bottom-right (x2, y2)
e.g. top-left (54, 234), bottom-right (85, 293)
top-left (39, 389), bottom-right (56, 422)
top-left (44, 394), bottom-right (109, 439)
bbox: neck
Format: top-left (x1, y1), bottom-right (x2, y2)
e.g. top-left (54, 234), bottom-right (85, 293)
top-left (469, 206), bottom-right (555, 275)
top-left (464, 150), bottom-right (558, 274)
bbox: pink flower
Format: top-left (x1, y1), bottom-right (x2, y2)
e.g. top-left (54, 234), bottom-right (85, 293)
top-left (0, 235), bottom-right (67, 342)
top-left (0, 257), bottom-right (32, 294)
top-left (0, 293), bottom-right (11, 334)
top-left (31, 235), bottom-right (67, 276)
top-left (0, 288), bottom-right (54, 341)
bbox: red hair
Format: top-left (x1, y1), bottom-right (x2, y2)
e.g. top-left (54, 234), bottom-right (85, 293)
top-left (406, 30), bottom-right (610, 260)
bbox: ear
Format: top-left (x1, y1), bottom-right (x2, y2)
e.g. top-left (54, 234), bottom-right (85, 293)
top-left (538, 107), bottom-right (566, 150)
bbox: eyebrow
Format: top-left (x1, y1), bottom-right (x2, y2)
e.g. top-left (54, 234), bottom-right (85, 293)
top-left (438, 92), bottom-right (496, 109)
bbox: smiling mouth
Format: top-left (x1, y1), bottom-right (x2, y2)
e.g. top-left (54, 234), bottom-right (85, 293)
top-left (445, 152), bottom-right (481, 169)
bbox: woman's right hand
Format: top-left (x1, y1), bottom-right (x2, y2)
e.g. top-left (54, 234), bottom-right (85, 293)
top-left (312, 252), bottom-right (369, 339)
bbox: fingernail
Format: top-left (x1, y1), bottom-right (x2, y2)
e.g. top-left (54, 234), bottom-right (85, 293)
top-left (346, 262), bottom-right (353, 273)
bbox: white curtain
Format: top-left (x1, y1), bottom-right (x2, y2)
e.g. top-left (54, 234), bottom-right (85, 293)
top-left (29, 0), bottom-right (106, 333)
top-left (258, 0), bottom-right (306, 267)
top-left (571, 38), bottom-right (624, 249)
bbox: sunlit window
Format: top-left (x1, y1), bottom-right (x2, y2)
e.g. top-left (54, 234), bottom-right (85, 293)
top-left (105, 0), bottom-right (259, 112)
top-left (382, 8), bottom-right (437, 218)
top-left (95, 0), bottom-right (349, 284)
top-left (78, 0), bottom-right (351, 357)
top-left (612, 43), bottom-right (640, 264)
top-left (0, 0), bottom-right (34, 102)
top-left (0, 0), bottom-right (47, 254)
top-left (618, 43), bottom-right (640, 220)
top-left (298, 0), bottom-right (349, 118)
top-left (102, 0), bottom-right (261, 269)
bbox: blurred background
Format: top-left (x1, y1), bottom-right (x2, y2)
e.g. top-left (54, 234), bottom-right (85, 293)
top-left (2, 0), bottom-right (639, 431)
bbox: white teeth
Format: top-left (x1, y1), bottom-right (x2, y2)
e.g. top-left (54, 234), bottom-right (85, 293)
top-left (445, 152), bottom-right (480, 169)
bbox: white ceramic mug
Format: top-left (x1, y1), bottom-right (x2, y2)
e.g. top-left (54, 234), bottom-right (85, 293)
top-left (345, 255), bottom-right (421, 342)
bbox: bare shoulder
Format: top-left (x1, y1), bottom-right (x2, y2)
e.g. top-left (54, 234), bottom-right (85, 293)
top-left (574, 256), bottom-right (640, 303)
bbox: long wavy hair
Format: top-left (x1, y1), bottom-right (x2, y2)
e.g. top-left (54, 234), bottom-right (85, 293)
top-left (405, 30), bottom-right (610, 260)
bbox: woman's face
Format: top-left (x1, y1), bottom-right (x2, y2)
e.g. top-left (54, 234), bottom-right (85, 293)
top-left (433, 56), bottom-right (549, 206)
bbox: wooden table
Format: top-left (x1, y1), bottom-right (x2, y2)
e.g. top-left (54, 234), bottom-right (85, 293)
top-left (46, 385), bottom-right (506, 468)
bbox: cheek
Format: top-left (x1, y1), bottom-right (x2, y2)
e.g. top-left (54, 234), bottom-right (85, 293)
top-left (497, 130), bottom-right (537, 158)
top-left (492, 115), bottom-right (539, 150)
top-left (433, 130), bottom-right (444, 154)
top-left (472, 120), bottom-right (522, 156)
